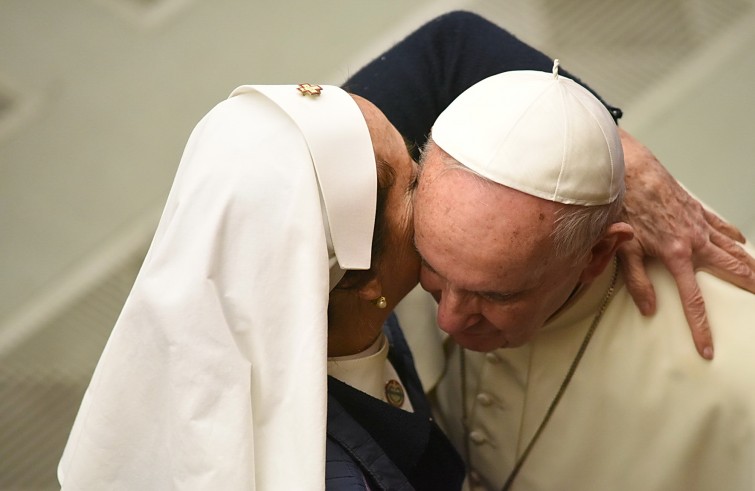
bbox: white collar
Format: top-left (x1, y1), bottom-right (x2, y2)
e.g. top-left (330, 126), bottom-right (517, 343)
top-left (328, 334), bottom-right (413, 412)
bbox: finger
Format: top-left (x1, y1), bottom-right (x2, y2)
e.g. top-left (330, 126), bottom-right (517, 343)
top-left (669, 265), bottom-right (713, 360)
top-left (617, 240), bottom-right (656, 315)
top-left (710, 229), bottom-right (755, 269)
top-left (703, 208), bottom-right (745, 243)
top-left (703, 231), bottom-right (755, 293)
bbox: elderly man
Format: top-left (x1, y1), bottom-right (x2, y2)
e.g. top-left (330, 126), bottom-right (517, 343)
top-left (345, 11), bottom-right (755, 361)
top-left (413, 67), bottom-right (755, 490)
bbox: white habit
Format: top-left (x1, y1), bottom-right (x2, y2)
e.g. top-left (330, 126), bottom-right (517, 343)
top-left (58, 84), bottom-right (377, 490)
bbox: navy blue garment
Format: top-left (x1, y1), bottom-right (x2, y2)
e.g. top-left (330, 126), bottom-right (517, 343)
top-left (325, 314), bottom-right (465, 491)
top-left (342, 10), bottom-right (621, 160)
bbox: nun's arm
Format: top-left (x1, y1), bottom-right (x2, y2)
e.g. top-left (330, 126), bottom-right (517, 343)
top-left (342, 10), bottom-right (619, 158)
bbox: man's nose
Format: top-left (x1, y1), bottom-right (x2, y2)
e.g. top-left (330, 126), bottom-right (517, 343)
top-left (436, 287), bottom-right (481, 334)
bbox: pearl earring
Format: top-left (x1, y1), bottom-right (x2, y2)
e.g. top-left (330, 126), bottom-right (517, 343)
top-left (372, 296), bottom-right (388, 309)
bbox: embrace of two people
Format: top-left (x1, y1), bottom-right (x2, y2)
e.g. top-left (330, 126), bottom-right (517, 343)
top-left (58, 11), bottom-right (755, 491)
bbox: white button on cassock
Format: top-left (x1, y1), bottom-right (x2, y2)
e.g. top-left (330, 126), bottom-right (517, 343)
top-left (476, 392), bottom-right (493, 406)
top-left (468, 470), bottom-right (481, 484)
top-left (468, 430), bottom-right (487, 445)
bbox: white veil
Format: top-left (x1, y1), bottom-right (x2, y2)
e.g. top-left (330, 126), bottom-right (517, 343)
top-left (58, 85), bottom-right (377, 490)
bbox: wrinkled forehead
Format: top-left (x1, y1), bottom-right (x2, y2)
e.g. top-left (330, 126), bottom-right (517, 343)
top-left (416, 147), bottom-right (560, 249)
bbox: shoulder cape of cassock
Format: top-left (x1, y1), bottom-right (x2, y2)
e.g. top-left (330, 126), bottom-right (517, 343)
top-left (58, 85), bottom-right (377, 490)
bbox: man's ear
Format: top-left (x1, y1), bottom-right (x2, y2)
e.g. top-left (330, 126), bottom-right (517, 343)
top-left (580, 222), bottom-right (634, 283)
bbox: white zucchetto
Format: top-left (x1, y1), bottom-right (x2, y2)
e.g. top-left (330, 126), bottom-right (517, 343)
top-left (431, 65), bottom-right (624, 205)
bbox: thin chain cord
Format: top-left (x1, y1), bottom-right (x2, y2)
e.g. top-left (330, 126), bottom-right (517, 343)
top-left (500, 259), bottom-right (619, 491)
top-left (460, 347), bottom-right (471, 468)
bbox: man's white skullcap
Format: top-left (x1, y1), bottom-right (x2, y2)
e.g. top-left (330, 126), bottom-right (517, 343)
top-left (432, 62), bottom-right (624, 205)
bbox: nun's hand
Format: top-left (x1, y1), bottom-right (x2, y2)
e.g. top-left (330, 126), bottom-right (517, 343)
top-left (617, 128), bottom-right (755, 360)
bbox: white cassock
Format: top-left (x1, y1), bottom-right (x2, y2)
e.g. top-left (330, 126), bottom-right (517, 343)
top-left (413, 63), bottom-right (755, 491)
top-left (428, 253), bottom-right (755, 491)
top-left (58, 84), bottom-right (377, 490)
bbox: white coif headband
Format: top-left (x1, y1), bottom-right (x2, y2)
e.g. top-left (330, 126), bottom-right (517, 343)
top-left (58, 85), bottom-right (377, 491)
top-left (432, 62), bottom-right (623, 205)
top-left (235, 84), bottom-right (377, 287)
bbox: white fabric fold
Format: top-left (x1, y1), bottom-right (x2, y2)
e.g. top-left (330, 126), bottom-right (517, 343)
top-left (59, 85), bottom-right (376, 490)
